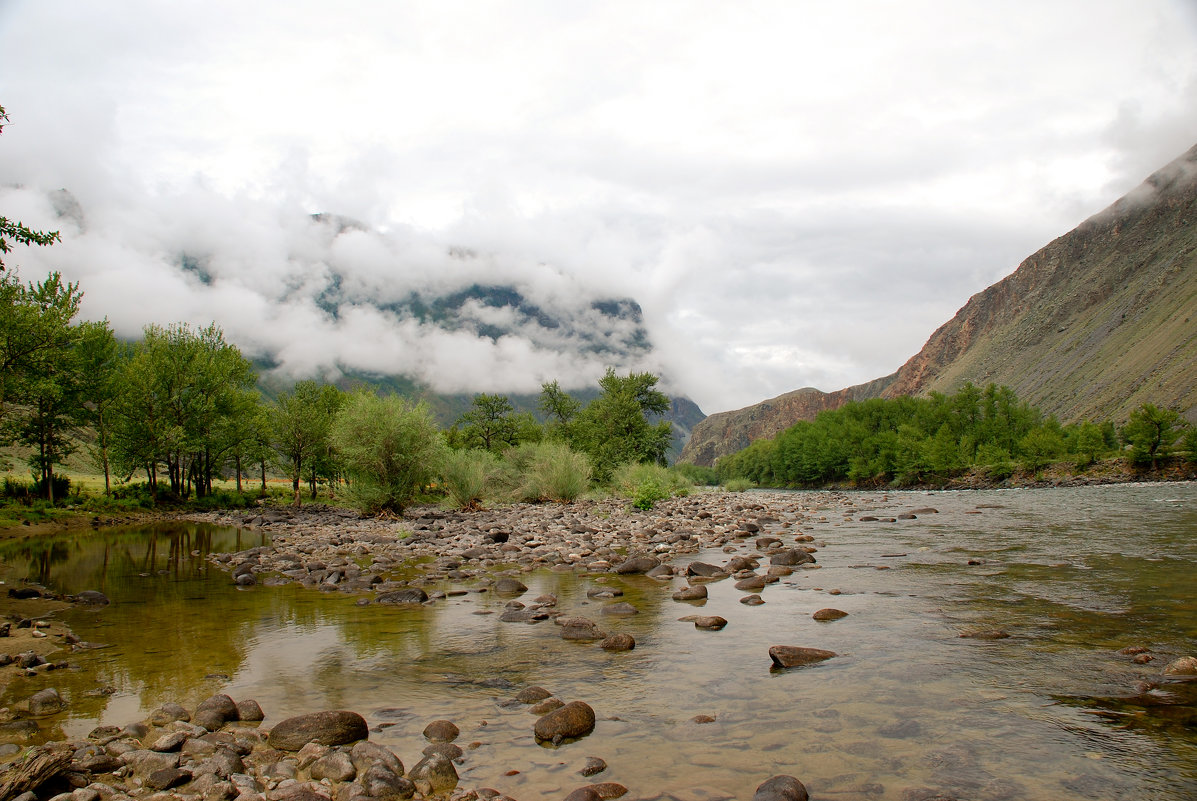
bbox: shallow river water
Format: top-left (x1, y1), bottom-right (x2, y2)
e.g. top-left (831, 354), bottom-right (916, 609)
top-left (1, 483), bottom-right (1195, 800)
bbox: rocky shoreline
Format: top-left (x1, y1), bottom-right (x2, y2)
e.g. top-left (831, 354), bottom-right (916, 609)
top-left (1, 490), bottom-right (840, 801)
top-left (3, 488), bottom-right (1194, 801)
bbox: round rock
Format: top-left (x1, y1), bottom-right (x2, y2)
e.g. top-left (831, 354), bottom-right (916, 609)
top-left (600, 633), bottom-right (636, 651)
top-left (266, 710), bottom-right (369, 751)
top-left (812, 608), bottom-right (848, 621)
top-left (753, 774), bottom-right (809, 801)
top-left (769, 646), bottom-right (837, 669)
top-left (422, 719), bottom-right (460, 743)
top-left (533, 701), bottom-right (596, 744)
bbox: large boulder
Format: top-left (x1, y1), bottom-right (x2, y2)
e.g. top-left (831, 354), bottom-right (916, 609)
top-left (267, 711), bottom-right (370, 751)
top-left (1163, 656), bottom-right (1197, 676)
top-left (769, 549), bottom-right (814, 567)
top-left (375, 588), bottom-right (429, 605)
top-left (753, 775), bottom-right (809, 801)
top-left (493, 577), bottom-right (528, 596)
top-left (193, 694), bottom-right (239, 730)
top-left (408, 753), bottom-right (458, 795)
top-left (685, 562), bottom-right (727, 578)
top-left (768, 646), bottom-right (837, 668)
top-left (614, 555), bottom-right (660, 575)
top-left (25, 688), bottom-right (65, 717)
top-left (672, 584), bottom-right (708, 601)
top-left (533, 701), bottom-right (596, 744)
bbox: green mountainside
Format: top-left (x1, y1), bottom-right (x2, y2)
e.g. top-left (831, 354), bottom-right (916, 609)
top-left (681, 143), bottom-right (1197, 467)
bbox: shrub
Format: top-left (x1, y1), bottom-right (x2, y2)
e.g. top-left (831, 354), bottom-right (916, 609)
top-left (330, 392), bottom-right (446, 515)
top-left (674, 462), bottom-right (718, 486)
top-left (612, 462), bottom-right (689, 510)
top-left (440, 448), bottom-right (500, 509)
top-left (722, 477), bottom-right (755, 492)
top-left (499, 441), bottom-right (591, 503)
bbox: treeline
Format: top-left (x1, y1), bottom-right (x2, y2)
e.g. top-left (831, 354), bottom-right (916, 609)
top-left (1, 269), bottom-right (679, 512)
top-left (714, 382), bottom-right (1197, 488)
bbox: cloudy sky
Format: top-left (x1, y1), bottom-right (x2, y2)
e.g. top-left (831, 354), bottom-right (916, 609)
top-left (1, 1), bottom-right (1195, 414)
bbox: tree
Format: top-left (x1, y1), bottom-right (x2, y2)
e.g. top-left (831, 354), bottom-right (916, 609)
top-left (271, 380), bottom-right (340, 507)
top-left (538, 380), bottom-right (580, 440)
top-left (572, 369), bottom-right (673, 482)
top-left (0, 105), bottom-right (61, 272)
top-left (457, 393), bottom-right (520, 452)
top-left (76, 320), bottom-right (119, 495)
top-left (1121, 403), bottom-right (1184, 469)
top-left (329, 391), bottom-right (445, 515)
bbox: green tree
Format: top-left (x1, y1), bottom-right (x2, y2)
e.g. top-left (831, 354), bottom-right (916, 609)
top-left (538, 380), bottom-right (581, 440)
top-left (0, 106), bottom-right (61, 272)
top-left (457, 393), bottom-right (520, 452)
top-left (330, 391), bottom-right (445, 514)
top-left (271, 380), bottom-right (339, 507)
top-left (1121, 403), bottom-right (1184, 469)
top-left (572, 369), bottom-right (673, 482)
top-left (76, 320), bottom-right (119, 495)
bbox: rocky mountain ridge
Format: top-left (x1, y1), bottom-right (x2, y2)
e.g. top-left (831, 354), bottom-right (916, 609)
top-left (681, 143), bottom-right (1197, 466)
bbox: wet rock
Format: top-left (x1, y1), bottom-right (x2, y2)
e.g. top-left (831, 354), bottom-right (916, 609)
top-left (558, 617), bottom-right (607, 641)
top-left (146, 767), bottom-right (192, 791)
top-left (753, 774), bottom-right (809, 801)
top-left (600, 602), bottom-right (639, 616)
top-left (579, 756), bottom-right (607, 777)
top-left (684, 562), bottom-right (726, 578)
top-left (360, 763), bottom-right (415, 800)
top-left (813, 608), bottom-right (848, 621)
top-left (122, 749), bottom-right (181, 778)
top-left (734, 576), bottom-right (767, 591)
top-left (691, 714), bottom-right (716, 724)
top-left (516, 686), bottom-right (553, 704)
top-left (267, 711), bottom-right (369, 751)
top-left (73, 590), bottom-right (110, 606)
top-left (149, 702), bottom-right (191, 726)
top-left (421, 742), bottom-right (463, 761)
top-left (959, 630), bottom-right (1010, 640)
top-left (770, 549), bottom-right (814, 566)
top-left (150, 731), bottom-right (189, 752)
top-left (672, 584), bottom-right (708, 601)
top-left (350, 740), bottom-right (404, 777)
top-left (1164, 656), bottom-right (1197, 676)
top-left (493, 578), bottom-right (528, 596)
top-left (740, 594), bottom-right (765, 605)
top-left (375, 589), bottom-right (428, 605)
top-left (563, 788), bottom-right (602, 801)
top-left (310, 750), bottom-right (356, 782)
top-left (614, 555), bottom-right (660, 575)
top-left (194, 694), bottom-right (239, 730)
top-left (768, 646), bottom-right (837, 668)
top-left (422, 719), bottom-right (459, 743)
top-left (534, 701), bottom-right (596, 744)
top-left (690, 616), bottom-right (728, 631)
top-left (25, 688), bottom-right (65, 716)
top-left (0, 720), bottom-right (39, 740)
top-left (237, 698), bottom-right (266, 721)
top-left (408, 753), bottom-right (458, 794)
top-left (530, 698), bottom-right (565, 715)
top-left (193, 746), bottom-right (244, 778)
top-left (600, 634), bottom-right (635, 651)
top-left (563, 783), bottom-right (628, 801)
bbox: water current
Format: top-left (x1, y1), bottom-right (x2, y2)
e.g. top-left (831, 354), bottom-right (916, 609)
top-left (0, 482), bottom-right (1194, 800)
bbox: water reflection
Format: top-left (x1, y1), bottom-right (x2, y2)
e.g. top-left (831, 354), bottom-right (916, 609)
top-left (0, 486), bottom-right (1194, 799)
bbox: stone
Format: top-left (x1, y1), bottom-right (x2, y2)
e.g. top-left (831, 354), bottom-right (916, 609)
top-left (600, 634), bottom-right (635, 651)
top-left (267, 711), bottom-right (369, 751)
top-left (753, 775), bottom-right (809, 801)
top-left (408, 753), bottom-right (458, 794)
top-left (26, 688), bottom-right (65, 716)
top-left (692, 616), bottom-right (728, 631)
top-left (1163, 656), bottom-right (1197, 676)
top-left (533, 701), bottom-right (596, 743)
top-left (600, 602), bottom-right (639, 616)
top-left (685, 562), bottom-right (726, 578)
top-left (350, 740), bottom-right (404, 777)
top-left (769, 646), bottom-right (837, 668)
top-left (770, 549), bottom-right (814, 567)
top-left (740, 594), bottom-right (765, 605)
top-left (579, 756), bottom-right (607, 777)
top-left (530, 698), bottom-right (565, 715)
top-left (193, 746), bottom-right (244, 778)
top-left (421, 742), bottom-right (463, 761)
top-left (812, 608), bottom-right (848, 621)
top-left (375, 588), bottom-right (428, 605)
top-left (360, 764), bottom-right (415, 800)
top-left (493, 577), bottom-right (528, 596)
top-left (149, 731), bottom-right (188, 752)
top-left (558, 617), bottom-right (607, 641)
top-left (734, 576), bottom-right (767, 591)
top-left (310, 750), bottom-right (356, 782)
top-left (515, 686), bottom-right (553, 703)
top-left (236, 699), bottom-right (265, 721)
top-left (150, 702), bottom-right (191, 726)
top-left (614, 555), bottom-right (660, 575)
top-left (194, 694), bottom-right (239, 730)
top-left (145, 767), bottom-right (192, 791)
top-left (73, 590), bottom-right (110, 606)
top-left (122, 749), bottom-right (181, 778)
top-left (422, 719), bottom-right (459, 743)
top-left (672, 584), bottom-right (708, 601)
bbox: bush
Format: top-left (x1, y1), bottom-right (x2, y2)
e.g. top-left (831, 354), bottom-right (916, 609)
top-left (612, 462), bottom-right (689, 510)
top-left (722, 477), bottom-right (755, 492)
top-left (499, 441), bottom-right (591, 503)
top-left (440, 448), bottom-right (500, 509)
top-left (674, 462), bottom-right (718, 486)
top-left (30, 474), bottom-right (70, 501)
top-left (330, 392), bottom-right (446, 515)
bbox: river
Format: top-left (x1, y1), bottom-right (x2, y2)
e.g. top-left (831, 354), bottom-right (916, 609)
top-left (1, 482), bottom-right (1194, 800)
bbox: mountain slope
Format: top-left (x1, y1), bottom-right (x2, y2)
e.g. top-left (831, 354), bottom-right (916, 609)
top-left (681, 143), bottom-right (1197, 466)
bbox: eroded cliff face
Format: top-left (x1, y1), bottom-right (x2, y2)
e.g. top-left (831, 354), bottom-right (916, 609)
top-left (680, 143), bottom-right (1197, 467)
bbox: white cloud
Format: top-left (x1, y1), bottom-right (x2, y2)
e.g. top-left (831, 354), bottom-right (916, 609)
top-left (2, 0), bottom-right (1195, 413)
